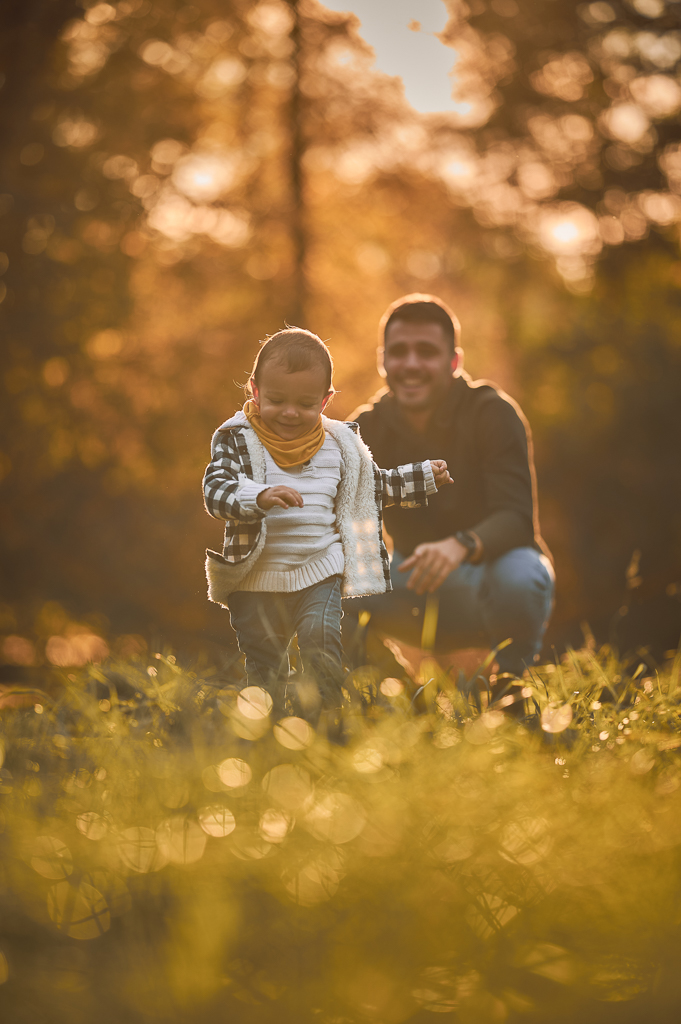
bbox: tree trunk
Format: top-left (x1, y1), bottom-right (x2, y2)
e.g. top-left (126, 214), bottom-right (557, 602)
top-left (286, 0), bottom-right (307, 328)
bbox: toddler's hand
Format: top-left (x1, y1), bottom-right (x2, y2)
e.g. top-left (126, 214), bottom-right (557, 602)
top-left (430, 460), bottom-right (453, 489)
top-left (257, 486), bottom-right (304, 510)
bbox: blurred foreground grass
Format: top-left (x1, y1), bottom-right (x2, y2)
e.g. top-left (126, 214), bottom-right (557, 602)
top-left (2, 649), bottom-right (681, 1023)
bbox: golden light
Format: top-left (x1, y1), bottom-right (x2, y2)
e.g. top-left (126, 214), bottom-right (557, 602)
top-left (442, 158), bottom-right (476, 183)
top-left (630, 75), bottom-right (681, 119)
top-left (156, 817), bottom-right (207, 865)
top-left (537, 203), bottom-right (601, 257)
top-left (76, 811), bottom-right (109, 840)
top-left (599, 215), bottom-right (625, 245)
top-left (52, 116), bottom-right (99, 149)
top-left (517, 161), bottom-right (556, 200)
top-left (259, 808), bottom-right (294, 843)
top-left (31, 837), bottom-right (73, 880)
top-left (86, 329), bottom-right (123, 360)
top-left (600, 103), bottom-right (649, 145)
top-left (172, 152), bottom-right (239, 203)
top-left (530, 51), bottom-right (593, 103)
top-left (118, 826), bottom-right (168, 874)
top-left (229, 829), bottom-right (272, 861)
top-left (465, 711), bottom-right (506, 745)
top-left (273, 716), bottom-right (314, 750)
top-left (1, 635), bottom-right (36, 666)
top-left (379, 678), bottom-right (404, 698)
top-left (639, 191), bottom-right (680, 225)
top-left (632, 0), bottom-right (664, 17)
top-left (237, 686), bottom-right (273, 720)
top-left (47, 880), bottom-right (110, 940)
top-left (45, 633), bottom-right (109, 667)
top-left (352, 744), bottom-right (385, 773)
top-left (636, 31), bottom-right (681, 69)
top-left (540, 703), bottom-right (573, 733)
top-left (551, 221), bottom-right (580, 245)
top-left (197, 57), bottom-right (247, 99)
top-left (304, 792), bottom-right (366, 844)
top-left (433, 727), bottom-right (460, 749)
top-left (283, 847), bottom-right (346, 906)
top-left (82, 870), bottom-right (131, 918)
top-left (198, 804), bottom-right (236, 838)
top-left (216, 757), bottom-right (252, 789)
top-left (85, 3), bottom-right (116, 25)
top-left (630, 748), bottom-right (656, 774)
top-left (202, 764), bottom-right (227, 792)
top-left (150, 138), bottom-right (185, 172)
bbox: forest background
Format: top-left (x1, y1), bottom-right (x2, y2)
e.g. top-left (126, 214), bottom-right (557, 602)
top-left (1, 0), bottom-right (681, 667)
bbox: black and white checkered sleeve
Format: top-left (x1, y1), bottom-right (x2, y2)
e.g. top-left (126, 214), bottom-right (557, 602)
top-left (203, 433), bottom-right (265, 523)
top-left (374, 461), bottom-right (436, 510)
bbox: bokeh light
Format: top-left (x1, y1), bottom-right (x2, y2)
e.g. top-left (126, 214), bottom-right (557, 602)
top-left (236, 685), bottom-right (273, 720)
top-left (273, 716), bottom-right (314, 750)
top-left (198, 804), bottom-right (236, 838)
top-left (47, 880), bottom-right (110, 940)
top-left (216, 757), bottom-right (252, 789)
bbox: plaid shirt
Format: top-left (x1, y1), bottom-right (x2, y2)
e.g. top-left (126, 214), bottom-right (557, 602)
top-left (203, 422), bottom-right (433, 572)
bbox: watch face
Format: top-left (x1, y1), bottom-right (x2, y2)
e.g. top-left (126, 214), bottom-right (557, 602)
top-left (457, 532), bottom-right (475, 554)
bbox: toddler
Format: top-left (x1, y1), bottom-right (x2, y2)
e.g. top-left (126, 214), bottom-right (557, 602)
top-left (203, 328), bottom-right (451, 714)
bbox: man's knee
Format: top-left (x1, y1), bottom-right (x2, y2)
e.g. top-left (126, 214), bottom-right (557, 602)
top-left (486, 548), bottom-right (552, 596)
top-left (481, 548), bottom-right (554, 632)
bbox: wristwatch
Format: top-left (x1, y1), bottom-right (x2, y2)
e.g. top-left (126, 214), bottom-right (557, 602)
top-left (455, 530), bottom-right (478, 562)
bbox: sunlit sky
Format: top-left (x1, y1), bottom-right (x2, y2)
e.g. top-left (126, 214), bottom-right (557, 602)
top-left (320, 0), bottom-right (457, 114)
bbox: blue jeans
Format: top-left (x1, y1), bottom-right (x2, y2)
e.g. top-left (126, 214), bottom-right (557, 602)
top-left (344, 547), bottom-right (554, 677)
top-left (228, 576), bottom-right (344, 710)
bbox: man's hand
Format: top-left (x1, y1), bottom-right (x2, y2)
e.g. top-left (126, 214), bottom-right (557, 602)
top-left (429, 460), bottom-right (453, 489)
top-left (257, 486), bottom-right (304, 511)
top-left (398, 536), bottom-right (468, 594)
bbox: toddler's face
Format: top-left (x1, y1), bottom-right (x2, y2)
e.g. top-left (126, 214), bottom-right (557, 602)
top-left (254, 362), bottom-right (330, 440)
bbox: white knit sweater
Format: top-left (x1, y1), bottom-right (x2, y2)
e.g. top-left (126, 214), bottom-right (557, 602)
top-left (235, 435), bottom-right (345, 593)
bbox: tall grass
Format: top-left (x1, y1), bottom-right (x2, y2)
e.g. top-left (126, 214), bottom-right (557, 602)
top-left (1, 647), bottom-right (681, 1023)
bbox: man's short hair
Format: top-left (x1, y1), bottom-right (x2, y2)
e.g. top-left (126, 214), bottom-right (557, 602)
top-left (380, 294), bottom-right (461, 353)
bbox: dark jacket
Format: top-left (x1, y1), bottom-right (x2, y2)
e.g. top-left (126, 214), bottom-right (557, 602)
top-left (355, 374), bottom-right (549, 563)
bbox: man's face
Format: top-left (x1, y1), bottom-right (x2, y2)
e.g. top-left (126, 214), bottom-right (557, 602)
top-left (382, 320), bottom-right (454, 412)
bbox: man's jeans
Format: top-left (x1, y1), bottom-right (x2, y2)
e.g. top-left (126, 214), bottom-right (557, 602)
top-left (344, 547), bottom-right (554, 677)
top-left (228, 575), bottom-right (344, 712)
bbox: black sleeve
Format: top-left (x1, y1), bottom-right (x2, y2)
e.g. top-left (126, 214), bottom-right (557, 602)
top-left (470, 397), bottom-right (536, 560)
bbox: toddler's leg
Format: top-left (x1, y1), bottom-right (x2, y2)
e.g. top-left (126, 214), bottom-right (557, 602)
top-left (294, 576), bottom-right (344, 711)
top-left (228, 591), bottom-right (294, 703)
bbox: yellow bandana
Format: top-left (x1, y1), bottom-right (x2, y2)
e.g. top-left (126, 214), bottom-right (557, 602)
top-left (243, 400), bottom-right (326, 469)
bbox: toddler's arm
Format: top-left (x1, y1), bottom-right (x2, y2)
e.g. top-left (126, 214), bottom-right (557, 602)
top-left (203, 431), bottom-right (269, 522)
top-left (375, 459), bottom-right (452, 510)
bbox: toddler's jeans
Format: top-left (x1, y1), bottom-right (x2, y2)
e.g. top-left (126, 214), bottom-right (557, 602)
top-left (228, 575), bottom-right (343, 716)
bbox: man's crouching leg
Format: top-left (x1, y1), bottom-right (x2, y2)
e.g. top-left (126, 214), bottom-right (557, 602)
top-left (478, 547), bottom-right (555, 678)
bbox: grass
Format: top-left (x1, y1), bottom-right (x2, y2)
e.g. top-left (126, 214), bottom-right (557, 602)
top-left (1, 645), bottom-right (681, 1023)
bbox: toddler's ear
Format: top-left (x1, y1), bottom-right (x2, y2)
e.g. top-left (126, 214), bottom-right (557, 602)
top-left (321, 391), bottom-right (333, 410)
top-left (250, 381), bottom-right (259, 404)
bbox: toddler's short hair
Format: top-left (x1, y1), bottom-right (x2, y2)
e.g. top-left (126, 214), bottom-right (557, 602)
top-left (248, 327), bottom-right (334, 396)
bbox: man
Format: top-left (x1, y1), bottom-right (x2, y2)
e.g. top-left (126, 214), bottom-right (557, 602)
top-left (346, 294), bottom-right (554, 680)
